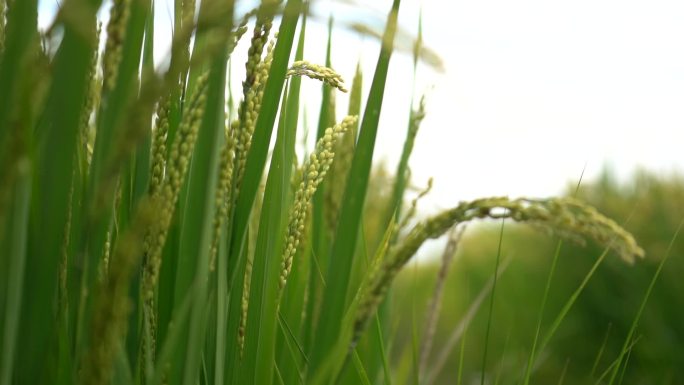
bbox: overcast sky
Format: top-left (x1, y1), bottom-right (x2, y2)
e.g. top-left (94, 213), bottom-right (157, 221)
top-left (39, 0), bottom-right (684, 215)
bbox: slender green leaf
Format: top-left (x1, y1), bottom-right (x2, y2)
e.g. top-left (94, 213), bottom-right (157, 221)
top-left (607, 219), bottom-right (684, 385)
top-left (240, 86), bottom-right (296, 385)
top-left (0, 160), bottom-right (31, 385)
top-left (310, 15), bottom-right (335, 279)
top-left (309, 0), bottom-right (401, 377)
top-left (0, 0), bottom-right (38, 144)
top-left (276, 13), bottom-right (308, 385)
top-left (18, 1), bottom-right (100, 382)
top-left (480, 217), bottom-right (506, 385)
top-left (228, 0), bottom-right (301, 279)
top-left (179, 30), bottom-right (232, 385)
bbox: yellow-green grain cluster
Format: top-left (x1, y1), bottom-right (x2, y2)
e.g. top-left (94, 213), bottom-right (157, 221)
top-left (142, 73), bottom-right (209, 303)
top-left (102, 0), bottom-right (131, 92)
top-left (136, 73), bottom-right (209, 365)
top-left (352, 196), bottom-right (644, 345)
top-left (280, 115), bottom-right (358, 289)
top-left (234, 35), bottom-right (275, 190)
top-left (209, 120), bottom-right (237, 270)
top-left (99, 230), bottom-right (112, 281)
top-left (236, 115), bottom-right (357, 355)
top-left (231, 8), bottom-right (257, 52)
top-left (324, 128), bottom-right (354, 235)
top-left (237, 251), bottom-right (254, 355)
top-left (149, 98), bottom-right (170, 197)
top-left (287, 61), bottom-right (349, 92)
top-left (80, 23), bottom-right (102, 165)
top-left (81, 198), bottom-right (160, 385)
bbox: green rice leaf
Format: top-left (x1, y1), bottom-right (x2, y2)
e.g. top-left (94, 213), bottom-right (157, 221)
top-left (178, 11), bottom-right (233, 385)
top-left (228, 0), bottom-right (301, 279)
top-left (17, 1), bottom-right (100, 382)
top-left (0, 160), bottom-right (31, 385)
top-left (239, 87), bottom-right (295, 385)
top-left (308, 0), bottom-right (401, 378)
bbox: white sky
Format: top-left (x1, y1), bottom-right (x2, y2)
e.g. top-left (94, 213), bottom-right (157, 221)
top-left (39, 0), bottom-right (684, 216)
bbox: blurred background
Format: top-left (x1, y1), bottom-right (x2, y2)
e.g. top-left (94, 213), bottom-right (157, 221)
top-left (37, 0), bottom-right (684, 383)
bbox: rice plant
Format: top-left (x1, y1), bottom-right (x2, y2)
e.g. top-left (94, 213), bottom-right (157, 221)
top-left (0, 0), bottom-right (645, 384)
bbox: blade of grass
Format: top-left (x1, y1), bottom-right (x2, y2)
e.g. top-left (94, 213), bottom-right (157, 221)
top-left (308, 215), bottom-right (394, 385)
top-left (224, 5), bottom-right (301, 380)
top-left (309, 0), bottom-right (401, 377)
top-left (456, 282), bottom-right (469, 385)
top-left (532, 204), bottom-right (640, 375)
top-left (227, 0), bottom-right (301, 289)
top-left (616, 338), bottom-right (633, 385)
top-left (310, 15), bottom-right (335, 279)
top-left (149, 288), bottom-right (194, 385)
top-left (419, 226), bottom-right (464, 376)
top-left (480, 217), bottom-right (506, 385)
top-left (212, 226), bottom-right (229, 385)
top-left (84, 0), bottom-right (147, 263)
top-left (589, 323), bottom-right (612, 379)
top-left (410, 260), bottom-right (420, 385)
top-left (131, 0), bottom-right (156, 209)
top-left (179, 35), bottom-right (232, 385)
top-left (19, 1), bottom-right (100, 382)
top-left (557, 358), bottom-right (570, 385)
top-left (521, 239), bottom-right (563, 383)
top-left (537, 247), bottom-right (610, 366)
top-left (494, 327), bottom-right (513, 385)
top-left (374, 313), bottom-right (393, 385)
top-left (0, 0), bottom-right (37, 144)
top-left (352, 349), bottom-right (373, 385)
top-left (277, 313), bottom-right (307, 384)
top-left (522, 167), bottom-right (586, 385)
top-left (274, 363), bottom-right (286, 385)
top-left (276, 29), bottom-right (308, 371)
top-left (425, 258), bottom-right (512, 385)
top-left (594, 335), bottom-right (642, 385)
top-left (385, 8), bottom-right (422, 228)
top-left (0, 160), bottom-right (30, 385)
top-left (606, 218), bottom-right (684, 385)
top-left (278, 311), bottom-right (310, 366)
top-left (77, 1), bottom-right (150, 364)
top-left (239, 87), bottom-right (295, 385)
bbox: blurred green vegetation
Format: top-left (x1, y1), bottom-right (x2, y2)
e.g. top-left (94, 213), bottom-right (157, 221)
top-left (392, 169), bottom-right (684, 385)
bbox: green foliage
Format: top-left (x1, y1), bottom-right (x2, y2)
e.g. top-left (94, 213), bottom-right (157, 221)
top-left (0, 1), bottom-right (651, 385)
